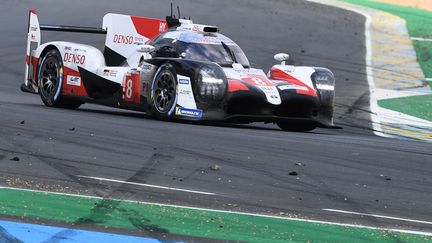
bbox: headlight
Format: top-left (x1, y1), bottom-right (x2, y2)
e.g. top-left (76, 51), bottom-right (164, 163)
top-left (311, 70), bottom-right (335, 91)
top-left (311, 69), bottom-right (335, 106)
top-left (199, 67), bottom-right (224, 84)
top-left (316, 83), bottom-right (334, 91)
top-left (196, 66), bottom-right (227, 102)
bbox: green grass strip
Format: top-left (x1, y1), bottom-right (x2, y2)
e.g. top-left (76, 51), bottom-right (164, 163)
top-left (343, 0), bottom-right (432, 78)
top-left (0, 188), bottom-right (431, 242)
top-left (378, 94), bottom-right (432, 121)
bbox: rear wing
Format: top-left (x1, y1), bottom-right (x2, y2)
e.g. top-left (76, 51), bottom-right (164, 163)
top-left (24, 10), bottom-right (107, 90)
top-left (24, 10), bottom-right (40, 89)
top-left (24, 9), bottom-right (168, 89)
top-left (39, 25), bottom-right (106, 34)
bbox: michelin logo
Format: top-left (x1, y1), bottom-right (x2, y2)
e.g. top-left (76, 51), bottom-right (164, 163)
top-left (175, 107), bottom-right (202, 119)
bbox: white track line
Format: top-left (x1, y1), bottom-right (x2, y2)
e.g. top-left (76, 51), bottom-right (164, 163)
top-left (411, 37), bottom-right (432, 42)
top-left (306, 0), bottom-right (384, 136)
top-left (323, 208), bottom-right (432, 225)
top-left (0, 186), bottom-right (431, 236)
top-left (76, 175), bottom-right (216, 196)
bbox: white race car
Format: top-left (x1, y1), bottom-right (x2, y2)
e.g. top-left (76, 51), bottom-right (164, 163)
top-left (22, 9), bottom-right (335, 131)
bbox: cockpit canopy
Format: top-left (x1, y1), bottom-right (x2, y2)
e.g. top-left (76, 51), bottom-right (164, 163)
top-left (149, 30), bottom-right (250, 68)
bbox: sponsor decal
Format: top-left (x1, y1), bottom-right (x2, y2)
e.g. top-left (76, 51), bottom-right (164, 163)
top-left (175, 107), bottom-right (202, 119)
top-left (74, 48), bottom-right (87, 53)
top-left (181, 35), bottom-right (225, 45)
top-left (133, 36), bottom-right (145, 46)
top-left (64, 46), bottom-right (72, 51)
top-left (192, 25), bottom-right (201, 32)
top-left (259, 86), bottom-right (275, 91)
top-left (66, 75), bottom-right (81, 86)
top-left (30, 26), bottom-right (38, 32)
top-left (63, 52), bottom-right (85, 64)
top-left (103, 69), bottom-right (118, 77)
top-left (179, 90), bottom-right (191, 95)
top-left (31, 34), bottom-right (36, 40)
top-left (134, 36), bottom-right (144, 42)
top-left (141, 64), bottom-right (153, 71)
top-left (283, 66), bottom-right (295, 73)
top-left (315, 75), bottom-right (329, 82)
top-left (179, 79), bottom-right (189, 85)
top-left (159, 22), bottom-right (167, 32)
top-left (278, 84), bottom-right (308, 91)
top-left (113, 34), bottom-right (134, 45)
top-left (316, 83), bottom-right (334, 91)
top-left (176, 75), bottom-right (197, 110)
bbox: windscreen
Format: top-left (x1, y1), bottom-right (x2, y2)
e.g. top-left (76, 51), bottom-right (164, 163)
top-left (150, 31), bottom-right (250, 68)
top-left (177, 41), bottom-right (250, 68)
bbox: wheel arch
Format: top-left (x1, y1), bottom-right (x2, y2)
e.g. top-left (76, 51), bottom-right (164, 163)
top-left (37, 46), bottom-right (83, 109)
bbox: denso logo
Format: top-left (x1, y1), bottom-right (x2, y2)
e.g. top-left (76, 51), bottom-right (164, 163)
top-left (63, 52), bottom-right (85, 64)
top-left (113, 34), bottom-right (133, 44)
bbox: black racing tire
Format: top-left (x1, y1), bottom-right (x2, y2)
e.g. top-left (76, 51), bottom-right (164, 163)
top-left (38, 48), bottom-right (83, 109)
top-left (277, 121), bottom-right (316, 132)
top-left (148, 63), bottom-right (178, 120)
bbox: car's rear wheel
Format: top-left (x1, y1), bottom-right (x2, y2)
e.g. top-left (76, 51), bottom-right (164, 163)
top-left (149, 63), bottom-right (177, 120)
top-left (38, 48), bottom-right (82, 109)
top-left (277, 121), bottom-right (316, 132)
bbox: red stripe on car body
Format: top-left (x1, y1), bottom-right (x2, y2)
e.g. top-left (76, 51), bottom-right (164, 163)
top-left (270, 67), bottom-right (317, 97)
top-left (240, 74), bottom-right (275, 87)
top-left (228, 79), bottom-right (249, 92)
top-left (31, 56), bottom-right (39, 81)
top-left (130, 16), bottom-right (167, 40)
top-left (62, 67), bottom-right (88, 97)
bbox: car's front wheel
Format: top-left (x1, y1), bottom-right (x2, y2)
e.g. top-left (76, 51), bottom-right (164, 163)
top-left (148, 63), bottom-right (178, 120)
top-left (38, 48), bottom-right (82, 109)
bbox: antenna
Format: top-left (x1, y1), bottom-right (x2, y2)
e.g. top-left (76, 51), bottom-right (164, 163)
top-left (166, 3), bottom-right (181, 28)
top-left (170, 3), bottom-right (173, 18)
top-left (177, 6), bottom-right (181, 19)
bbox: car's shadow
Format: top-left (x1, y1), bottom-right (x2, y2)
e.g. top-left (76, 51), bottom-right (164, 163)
top-left (29, 103), bottom-right (342, 135)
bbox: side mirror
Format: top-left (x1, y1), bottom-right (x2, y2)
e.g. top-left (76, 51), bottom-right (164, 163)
top-left (274, 53), bottom-right (290, 65)
top-left (136, 44), bottom-right (155, 53)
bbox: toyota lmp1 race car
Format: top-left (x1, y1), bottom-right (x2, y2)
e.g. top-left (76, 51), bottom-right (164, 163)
top-left (22, 9), bottom-right (336, 132)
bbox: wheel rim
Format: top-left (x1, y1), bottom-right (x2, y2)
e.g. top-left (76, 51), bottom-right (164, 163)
top-left (40, 55), bottom-right (60, 100)
top-left (153, 70), bottom-right (176, 113)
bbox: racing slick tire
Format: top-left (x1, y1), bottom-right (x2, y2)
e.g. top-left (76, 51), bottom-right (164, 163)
top-left (38, 48), bottom-right (82, 109)
top-left (277, 121), bottom-right (316, 132)
top-left (149, 63), bottom-right (178, 120)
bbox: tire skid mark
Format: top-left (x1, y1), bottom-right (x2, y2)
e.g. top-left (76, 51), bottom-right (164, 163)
top-left (42, 153), bottom-right (175, 241)
top-left (0, 129), bottom-right (174, 239)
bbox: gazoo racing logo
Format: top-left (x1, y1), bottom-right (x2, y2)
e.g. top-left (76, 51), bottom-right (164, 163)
top-left (113, 34), bottom-right (133, 45)
top-left (63, 52), bottom-right (85, 65)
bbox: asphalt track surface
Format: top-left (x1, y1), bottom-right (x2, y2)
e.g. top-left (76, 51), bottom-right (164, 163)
top-left (0, 0), bottom-right (431, 236)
